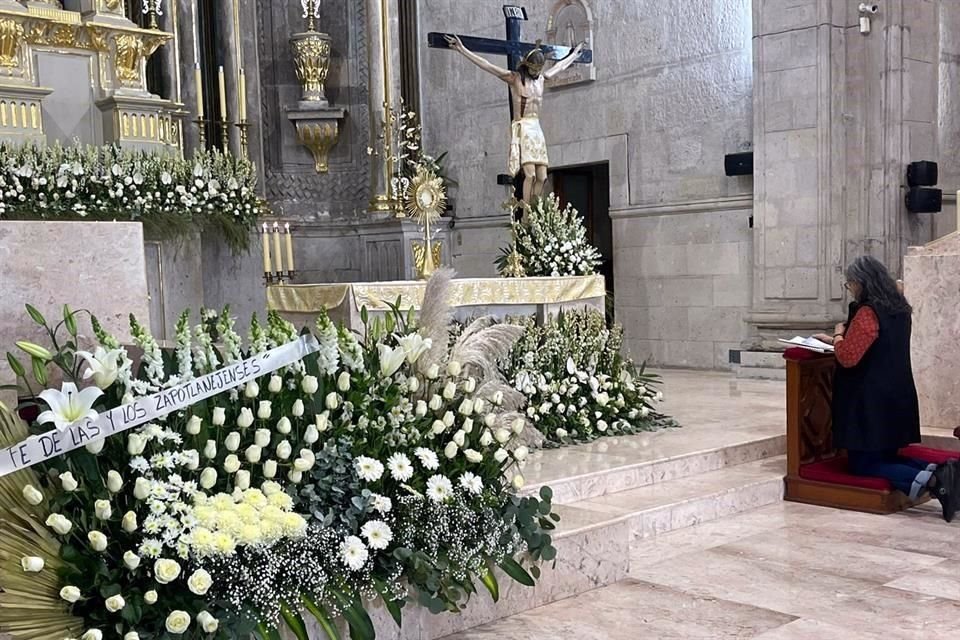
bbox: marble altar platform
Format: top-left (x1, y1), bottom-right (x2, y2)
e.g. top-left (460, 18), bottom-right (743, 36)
top-left (904, 229), bottom-right (960, 430)
top-left (267, 275), bottom-right (606, 331)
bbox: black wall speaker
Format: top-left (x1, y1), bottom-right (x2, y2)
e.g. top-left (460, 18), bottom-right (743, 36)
top-left (905, 187), bottom-right (942, 213)
top-left (907, 161), bottom-right (938, 187)
top-left (724, 152), bottom-right (753, 176)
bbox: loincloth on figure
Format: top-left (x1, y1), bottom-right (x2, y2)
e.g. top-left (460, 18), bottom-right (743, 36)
top-left (508, 116), bottom-right (549, 175)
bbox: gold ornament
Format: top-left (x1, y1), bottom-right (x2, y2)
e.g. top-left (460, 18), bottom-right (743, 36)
top-left (405, 166), bottom-right (446, 279)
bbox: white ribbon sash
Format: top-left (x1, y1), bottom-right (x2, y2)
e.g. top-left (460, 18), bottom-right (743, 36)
top-left (0, 335), bottom-right (320, 478)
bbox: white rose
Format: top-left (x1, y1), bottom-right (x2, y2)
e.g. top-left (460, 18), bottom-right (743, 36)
top-left (443, 411), bottom-right (455, 427)
top-left (495, 428), bottom-right (511, 444)
top-left (268, 375), bottom-right (283, 393)
top-left (105, 594), bottom-right (125, 612)
top-left (276, 440), bottom-right (292, 459)
top-left (556, 428), bottom-right (569, 438)
top-left (304, 425), bottom-right (319, 444)
top-left (512, 418), bottom-right (525, 434)
top-left (464, 377), bottom-right (477, 393)
top-left (187, 569), bottom-right (213, 595)
top-left (425, 364), bottom-right (440, 379)
top-left (237, 408), bottom-right (254, 429)
top-left (429, 395), bottom-right (443, 411)
top-left (513, 446), bottom-right (529, 461)
top-left (60, 585), bottom-right (81, 602)
top-left (293, 457), bottom-right (312, 472)
top-left (186, 415), bottom-right (203, 435)
top-left (257, 401), bottom-right (272, 420)
top-left (408, 376), bottom-right (420, 393)
top-left (127, 434), bottom-right (146, 456)
top-left (165, 610), bottom-right (191, 634)
top-left (597, 420), bottom-right (608, 432)
top-left (473, 398), bottom-right (485, 414)
top-left (464, 449), bottom-right (483, 463)
top-left (442, 382), bottom-right (457, 400)
top-left (484, 414), bottom-right (497, 428)
top-left (203, 439), bottom-right (217, 459)
top-left (288, 469), bottom-right (303, 484)
top-left (276, 416), bottom-right (292, 434)
top-left (431, 420), bottom-right (446, 435)
top-left (244, 381), bottom-right (259, 398)
top-left (20, 556), bottom-right (43, 572)
top-left (479, 430), bottom-right (494, 447)
top-left (494, 448), bottom-right (509, 463)
top-left (253, 428), bottom-right (271, 448)
top-left (46, 513), bottom-right (73, 535)
top-left (121, 511), bottom-right (137, 533)
top-left (315, 413), bottom-right (329, 432)
top-left (81, 630), bottom-right (102, 640)
top-left (212, 407), bottom-right (226, 425)
top-left (94, 500), bottom-right (112, 520)
top-left (444, 441), bottom-right (458, 459)
top-left (21, 484), bottom-right (43, 505)
top-left (124, 633), bottom-right (140, 640)
top-left (325, 392), bottom-right (340, 410)
top-left (512, 474), bottom-right (525, 490)
top-left (492, 391), bottom-right (504, 405)
top-left (415, 401), bottom-right (427, 417)
top-left (59, 472), bottom-right (79, 492)
top-left (183, 449), bottom-right (200, 471)
top-left (199, 467), bottom-right (217, 489)
top-left (153, 558), bottom-right (181, 584)
top-left (458, 399), bottom-right (474, 416)
top-left (235, 470), bottom-right (251, 490)
top-left (88, 531), bottom-right (108, 552)
top-left (123, 551), bottom-right (140, 570)
top-left (85, 439), bottom-right (105, 455)
top-left (144, 590), bottom-right (158, 604)
top-left (245, 444), bottom-right (262, 464)
top-left (462, 417), bottom-right (474, 434)
top-left (262, 481), bottom-right (282, 496)
top-left (301, 375), bottom-right (319, 394)
top-left (337, 371), bottom-right (351, 392)
top-left (106, 470), bottom-right (123, 493)
top-left (291, 399), bottom-right (305, 417)
top-left (446, 361), bottom-right (462, 377)
top-left (197, 611), bottom-right (219, 633)
top-left (453, 430), bottom-right (466, 447)
top-left (223, 454), bottom-right (240, 474)
top-left (263, 460), bottom-right (277, 478)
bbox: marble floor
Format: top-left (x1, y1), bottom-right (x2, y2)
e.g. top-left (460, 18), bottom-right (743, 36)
top-left (445, 501), bottom-right (960, 639)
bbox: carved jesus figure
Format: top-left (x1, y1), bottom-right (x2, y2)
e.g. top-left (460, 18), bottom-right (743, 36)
top-left (445, 35), bottom-right (584, 204)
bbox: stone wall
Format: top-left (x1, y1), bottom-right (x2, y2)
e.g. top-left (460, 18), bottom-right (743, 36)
top-left (419, 0), bottom-right (755, 369)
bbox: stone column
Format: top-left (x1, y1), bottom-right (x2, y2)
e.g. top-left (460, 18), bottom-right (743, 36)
top-left (749, 0), bottom-right (941, 346)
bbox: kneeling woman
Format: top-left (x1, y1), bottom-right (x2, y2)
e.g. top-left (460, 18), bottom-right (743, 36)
top-left (819, 256), bottom-right (959, 521)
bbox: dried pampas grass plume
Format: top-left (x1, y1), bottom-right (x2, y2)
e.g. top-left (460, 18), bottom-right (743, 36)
top-left (416, 268), bottom-right (455, 375)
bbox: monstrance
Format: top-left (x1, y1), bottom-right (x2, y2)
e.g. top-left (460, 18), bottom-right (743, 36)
top-left (406, 166), bottom-right (446, 279)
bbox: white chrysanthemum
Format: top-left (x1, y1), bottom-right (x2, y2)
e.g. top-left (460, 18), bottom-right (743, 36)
top-left (386, 452), bottom-right (414, 481)
top-left (414, 447), bottom-right (439, 470)
top-left (339, 535), bottom-right (369, 571)
top-left (425, 474), bottom-right (453, 503)
top-left (354, 456), bottom-right (384, 482)
top-left (360, 520), bottom-right (393, 550)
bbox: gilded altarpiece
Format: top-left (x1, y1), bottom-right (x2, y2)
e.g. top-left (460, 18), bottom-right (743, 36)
top-left (0, 2), bottom-right (180, 150)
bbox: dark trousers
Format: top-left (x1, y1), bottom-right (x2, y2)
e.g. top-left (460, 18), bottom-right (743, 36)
top-left (848, 449), bottom-right (932, 498)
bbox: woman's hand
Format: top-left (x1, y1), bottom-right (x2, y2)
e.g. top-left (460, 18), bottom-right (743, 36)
top-left (812, 333), bottom-right (835, 345)
top-left (834, 322), bottom-right (846, 338)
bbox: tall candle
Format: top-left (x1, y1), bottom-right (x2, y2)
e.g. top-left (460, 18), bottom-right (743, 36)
top-left (272, 222), bottom-right (284, 274)
top-left (217, 65), bottom-right (227, 121)
top-left (956, 190), bottom-right (959, 233)
top-left (192, 0), bottom-right (200, 65)
top-left (261, 222), bottom-right (272, 275)
top-left (284, 223), bottom-right (295, 272)
top-left (194, 64), bottom-right (204, 118)
top-left (238, 69), bottom-right (247, 122)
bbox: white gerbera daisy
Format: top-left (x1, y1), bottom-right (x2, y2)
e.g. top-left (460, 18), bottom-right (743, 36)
top-left (339, 535), bottom-right (369, 571)
top-left (425, 475), bottom-right (453, 503)
top-left (354, 456), bottom-right (385, 482)
top-left (360, 520), bottom-right (393, 550)
top-left (386, 453), bottom-right (414, 482)
top-left (459, 472), bottom-right (483, 495)
top-left (414, 447), bottom-right (440, 471)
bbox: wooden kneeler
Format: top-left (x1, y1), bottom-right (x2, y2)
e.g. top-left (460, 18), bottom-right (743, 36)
top-left (784, 353), bottom-right (919, 514)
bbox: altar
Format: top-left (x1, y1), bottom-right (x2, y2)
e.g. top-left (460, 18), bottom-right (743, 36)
top-left (267, 275), bottom-right (606, 330)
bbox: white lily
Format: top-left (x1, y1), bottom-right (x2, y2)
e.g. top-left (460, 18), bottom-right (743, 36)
top-left (397, 333), bottom-right (432, 364)
top-left (76, 347), bottom-right (123, 390)
top-left (378, 344), bottom-right (406, 378)
top-left (37, 383), bottom-right (102, 431)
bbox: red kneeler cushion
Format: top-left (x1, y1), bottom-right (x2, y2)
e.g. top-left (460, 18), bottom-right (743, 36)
top-left (799, 445), bottom-right (960, 491)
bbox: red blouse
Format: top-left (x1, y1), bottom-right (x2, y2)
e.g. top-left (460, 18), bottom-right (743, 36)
top-left (836, 306), bottom-right (880, 368)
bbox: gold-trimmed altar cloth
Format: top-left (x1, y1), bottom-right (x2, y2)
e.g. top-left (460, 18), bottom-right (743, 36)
top-left (268, 275), bottom-right (605, 314)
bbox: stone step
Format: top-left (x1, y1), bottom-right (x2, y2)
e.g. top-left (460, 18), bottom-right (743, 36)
top-left (734, 364), bottom-right (787, 381)
top-left (521, 432), bottom-right (786, 505)
top-left (739, 351), bottom-right (787, 369)
top-left (553, 456), bottom-right (786, 541)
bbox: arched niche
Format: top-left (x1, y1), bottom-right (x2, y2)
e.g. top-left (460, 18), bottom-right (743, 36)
top-left (545, 0), bottom-right (595, 88)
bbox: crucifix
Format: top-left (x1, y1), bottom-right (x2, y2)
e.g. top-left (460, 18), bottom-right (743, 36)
top-left (428, 5), bottom-right (593, 205)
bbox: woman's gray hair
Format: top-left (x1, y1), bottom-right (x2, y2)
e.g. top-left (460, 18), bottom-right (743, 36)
top-left (845, 255), bottom-right (912, 314)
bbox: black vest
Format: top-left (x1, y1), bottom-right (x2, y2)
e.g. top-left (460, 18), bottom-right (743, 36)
top-left (832, 303), bottom-right (921, 452)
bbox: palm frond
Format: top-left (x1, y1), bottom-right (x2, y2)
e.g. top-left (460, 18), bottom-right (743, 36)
top-left (416, 268), bottom-right (455, 374)
top-left (0, 409), bottom-right (83, 640)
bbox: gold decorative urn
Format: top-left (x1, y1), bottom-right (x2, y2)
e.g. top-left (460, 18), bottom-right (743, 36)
top-left (290, 30), bottom-right (332, 106)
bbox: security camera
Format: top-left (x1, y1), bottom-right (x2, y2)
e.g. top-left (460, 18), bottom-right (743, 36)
top-left (859, 3), bottom-right (879, 13)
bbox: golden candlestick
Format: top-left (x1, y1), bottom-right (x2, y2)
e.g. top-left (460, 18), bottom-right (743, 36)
top-left (194, 117), bottom-right (207, 151)
top-left (236, 121), bottom-right (249, 159)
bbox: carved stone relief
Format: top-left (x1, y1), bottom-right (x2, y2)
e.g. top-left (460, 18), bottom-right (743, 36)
top-left (545, 0), bottom-right (595, 89)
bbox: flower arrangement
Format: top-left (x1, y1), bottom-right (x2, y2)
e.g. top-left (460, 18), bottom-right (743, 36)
top-left (496, 194), bottom-right (602, 278)
top-left (504, 309), bottom-right (674, 445)
top-left (0, 143), bottom-right (264, 252)
top-left (0, 271), bottom-right (557, 640)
